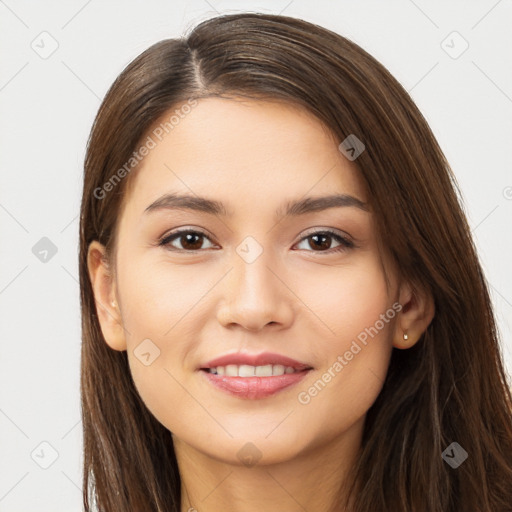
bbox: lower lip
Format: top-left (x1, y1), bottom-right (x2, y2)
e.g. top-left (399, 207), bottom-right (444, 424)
top-left (200, 369), bottom-right (311, 399)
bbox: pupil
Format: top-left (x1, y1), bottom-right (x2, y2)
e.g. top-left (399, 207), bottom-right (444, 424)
top-left (178, 233), bottom-right (333, 251)
top-left (311, 234), bottom-right (330, 250)
top-left (183, 233), bottom-right (202, 250)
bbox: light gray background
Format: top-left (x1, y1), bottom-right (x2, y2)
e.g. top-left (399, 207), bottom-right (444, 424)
top-left (1, 0), bottom-right (511, 510)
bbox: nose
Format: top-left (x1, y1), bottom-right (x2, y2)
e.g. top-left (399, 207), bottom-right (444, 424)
top-left (216, 247), bottom-right (294, 332)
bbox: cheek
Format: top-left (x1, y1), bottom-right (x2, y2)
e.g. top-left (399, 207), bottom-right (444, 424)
top-left (295, 260), bottom-right (395, 435)
top-left (115, 258), bottom-right (219, 428)
top-left (118, 257), bottom-right (209, 341)
top-left (300, 254), bottom-right (393, 345)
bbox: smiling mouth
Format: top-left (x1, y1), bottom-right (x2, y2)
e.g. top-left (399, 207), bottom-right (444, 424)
top-left (201, 364), bottom-right (309, 377)
top-left (199, 365), bottom-right (313, 399)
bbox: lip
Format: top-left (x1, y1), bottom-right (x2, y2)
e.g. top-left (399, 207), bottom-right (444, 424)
top-left (200, 351), bottom-right (312, 371)
top-left (198, 351), bottom-right (313, 400)
top-left (200, 368), bottom-right (312, 399)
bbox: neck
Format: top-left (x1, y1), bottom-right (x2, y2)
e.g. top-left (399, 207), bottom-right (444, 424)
top-left (175, 417), bottom-right (363, 512)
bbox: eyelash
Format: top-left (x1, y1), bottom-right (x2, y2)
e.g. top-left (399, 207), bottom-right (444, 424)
top-left (157, 228), bottom-right (355, 254)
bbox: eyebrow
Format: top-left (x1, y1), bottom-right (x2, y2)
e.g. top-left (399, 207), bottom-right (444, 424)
top-left (144, 192), bottom-right (369, 218)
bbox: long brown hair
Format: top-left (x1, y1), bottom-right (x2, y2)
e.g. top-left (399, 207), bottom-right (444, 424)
top-left (79, 12), bottom-right (512, 511)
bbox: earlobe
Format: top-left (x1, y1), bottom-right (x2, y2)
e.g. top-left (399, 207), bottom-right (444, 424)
top-left (87, 240), bottom-right (127, 351)
top-left (393, 282), bottom-right (435, 349)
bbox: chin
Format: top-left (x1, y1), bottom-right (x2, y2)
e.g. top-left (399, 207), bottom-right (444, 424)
top-left (200, 430), bottom-right (311, 467)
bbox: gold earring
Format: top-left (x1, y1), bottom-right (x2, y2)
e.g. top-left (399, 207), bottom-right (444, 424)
top-left (403, 332), bottom-right (408, 340)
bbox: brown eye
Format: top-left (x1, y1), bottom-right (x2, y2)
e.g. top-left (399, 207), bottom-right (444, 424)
top-left (159, 230), bottom-right (215, 251)
top-left (158, 228), bottom-right (354, 254)
top-left (295, 230), bottom-right (354, 253)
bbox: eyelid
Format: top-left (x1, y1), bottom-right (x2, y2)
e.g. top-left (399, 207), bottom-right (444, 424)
top-left (293, 228), bottom-right (355, 253)
top-left (298, 226), bottom-right (353, 242)
top-left (158, 226), bottom-right (355, 252)
top-left (158, 226), bottom-right (216, 247)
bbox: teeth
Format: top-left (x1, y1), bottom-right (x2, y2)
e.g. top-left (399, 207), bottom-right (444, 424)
top-left (225, 364), bottom-right (238, 377)
top-left (208, 364), bottom-right (299, 377)
top-left (239, 364), bottom-right (255, 377)
top-left (273, 364), bottom-right (285, 376)
top-left (255, 364), bottom-right (272, 376)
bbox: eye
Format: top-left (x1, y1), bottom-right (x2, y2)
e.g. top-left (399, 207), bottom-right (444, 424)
top-left (294, 229), bottom-right (354, 254)
top-left (158, 228), bottom-right (354, 254)
top-left (158, 229), bottom-right (216, 252)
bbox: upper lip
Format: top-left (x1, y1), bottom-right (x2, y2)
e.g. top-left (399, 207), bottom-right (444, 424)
top-left (200, 352), bottom-right (313, 371)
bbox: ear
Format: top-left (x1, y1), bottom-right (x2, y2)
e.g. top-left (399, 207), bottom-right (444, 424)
top-left (393, 280), bottom-right (435, 349)
top-left (87, 240), bottom-right (127, 351)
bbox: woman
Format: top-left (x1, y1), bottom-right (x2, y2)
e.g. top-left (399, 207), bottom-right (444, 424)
top-left (79, 12), bottom-right (512, 512)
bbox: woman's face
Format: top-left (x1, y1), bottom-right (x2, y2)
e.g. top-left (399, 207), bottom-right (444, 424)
top-left (95, 97), bottom-right (404, 465)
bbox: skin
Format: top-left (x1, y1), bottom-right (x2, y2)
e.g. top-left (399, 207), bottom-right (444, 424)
top-left (88, 97), bottom-right (434, 512)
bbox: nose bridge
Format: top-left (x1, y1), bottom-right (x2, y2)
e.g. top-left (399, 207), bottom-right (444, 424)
top-left (216, 234), bottom-right (292, 330)
top-left (232, 234), bottom-right (279, 304)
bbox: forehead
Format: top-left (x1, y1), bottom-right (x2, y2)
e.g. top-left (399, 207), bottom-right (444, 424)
top-left (121, 97), bottom-right (367, 219)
